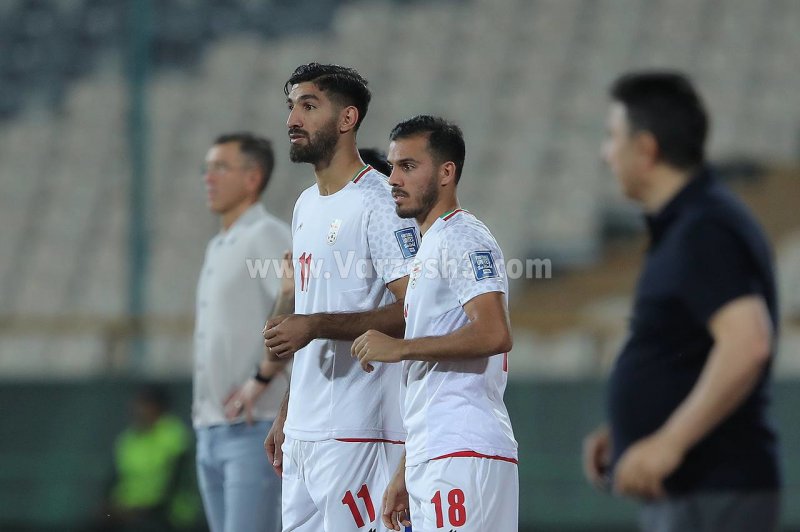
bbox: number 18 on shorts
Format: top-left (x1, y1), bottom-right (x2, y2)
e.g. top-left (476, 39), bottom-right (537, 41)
top-left (406, 457), bottom-right (519, 531)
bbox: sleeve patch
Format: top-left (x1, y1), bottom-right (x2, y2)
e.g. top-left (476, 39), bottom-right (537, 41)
top-left (394, 227), bottom-right (419, 259)
top-left (469, 251), bottom-right (498, 280)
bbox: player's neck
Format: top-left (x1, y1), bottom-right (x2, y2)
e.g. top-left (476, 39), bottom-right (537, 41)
top-left (419, 199), bottom-right (460, 235)
top-left (220, 198), bottom-right (257, 231)
top-left (313, 144), bottom-right (364, 196)
top-left (640, 166), bottom-right (692, 214)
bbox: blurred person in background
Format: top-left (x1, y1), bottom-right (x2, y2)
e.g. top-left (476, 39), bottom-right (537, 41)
top-left (359, 147), bottom-right (392, 176)
top-left (583, 71), bottom-right (781, 532)
top-left (100, 385), bottom-right (198, 532)
top-left (195, 132), bottom-right (293, 532)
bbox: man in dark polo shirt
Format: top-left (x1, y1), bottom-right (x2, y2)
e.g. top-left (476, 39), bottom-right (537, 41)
top-left (582, 71), bottom-right (781, 531)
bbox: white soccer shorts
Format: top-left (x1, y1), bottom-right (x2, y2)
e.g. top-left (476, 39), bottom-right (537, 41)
top-left (281, 436), bottom-right (405, 531)
top-left (406, 455), bottom-right (518, 531)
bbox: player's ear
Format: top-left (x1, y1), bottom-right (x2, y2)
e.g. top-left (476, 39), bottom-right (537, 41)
top-left (634, 131), bottom-right (659, 169)
top-left (339, 106), bottom-right (359, 134)
top-left (439, 161), bottom-right (457, 186)
top-left (244, 166), bottom-right (262, 195)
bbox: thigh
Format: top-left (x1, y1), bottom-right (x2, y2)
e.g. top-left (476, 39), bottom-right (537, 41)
top-left (281, 436), bottom-right (324, 532)
top-left (305, 440), bottom-right (403, 532)
top-left (406, 457), bottom-right (518, 532)
top-left (639, 498), bottom-right (695, 532)
top-left (195, 429), bottom-right (225, 532)
top-left (220, 422), bottom-right (282, 532)
top-left (639, 491), bottom-right (780, 532)
top-left (697, 491), bottom-right (780, 532)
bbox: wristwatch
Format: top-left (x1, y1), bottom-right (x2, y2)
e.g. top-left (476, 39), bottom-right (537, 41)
top-left (254, 367), bottom-right (273, 385)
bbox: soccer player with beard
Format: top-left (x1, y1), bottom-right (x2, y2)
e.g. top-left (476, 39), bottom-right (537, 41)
top-left (262, 63), bottom-right (419, 532)
top-left (352, 116), bottom-right (519, 531)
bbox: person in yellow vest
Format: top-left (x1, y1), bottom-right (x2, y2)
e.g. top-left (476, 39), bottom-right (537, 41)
top-left (100, 385), bottom-right (200, 531)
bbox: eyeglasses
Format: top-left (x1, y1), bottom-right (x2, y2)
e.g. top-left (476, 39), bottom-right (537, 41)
top-left (202, 162), bottom-right (252, 176)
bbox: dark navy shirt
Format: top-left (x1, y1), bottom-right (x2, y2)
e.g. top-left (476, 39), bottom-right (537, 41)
top-left (608, 167), bottom-right (780, 494)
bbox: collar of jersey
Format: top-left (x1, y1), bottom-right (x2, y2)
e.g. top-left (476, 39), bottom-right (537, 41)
top-left (219, 202), bottom-right (265, 237)
top-left (351, 164), bottom-right (372, 183)
top-left (313, 164), bottom-right (371, 199)
top-left (425, 208), bottom-right (467, 237)
top-left (439, 208), bottom-right (468, 221)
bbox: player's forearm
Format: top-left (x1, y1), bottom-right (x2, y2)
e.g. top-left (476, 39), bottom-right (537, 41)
top-left (311, 300), bottom-right (406, 340)
top-left (258, 356), bottom-right (289, 379)
top-left (400, 319), bottom-right (512, 362)
top-left (276, 389), bottom-right (290, 421)
top-left (657, 340), bottom-right (769, 455)
top-left (271, 290), bottom-right (295, 319)
top-left (392, 451), bottom-right (406, 479)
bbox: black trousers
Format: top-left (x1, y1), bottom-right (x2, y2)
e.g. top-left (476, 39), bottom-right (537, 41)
top-left (639, 491), bottom-right (780, 532)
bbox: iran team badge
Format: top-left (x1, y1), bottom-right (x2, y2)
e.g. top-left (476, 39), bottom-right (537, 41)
top-left (327, 219), bottom-right (342, 245)
top-left (409, 258), bottom-right (423, 288)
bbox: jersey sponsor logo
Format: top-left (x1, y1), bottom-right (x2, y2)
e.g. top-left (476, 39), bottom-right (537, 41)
top-left (394, 227), bottom-right (419, 259)
top-left (469, 251), bottom-right (498, 280)
top-left (326, 219), bottom-right (343, 245)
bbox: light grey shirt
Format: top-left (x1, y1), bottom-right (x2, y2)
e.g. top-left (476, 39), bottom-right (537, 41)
top-left (192, 203), bottom-right (292, 428)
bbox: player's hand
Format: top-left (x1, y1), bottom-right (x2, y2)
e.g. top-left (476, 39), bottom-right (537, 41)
top-left (351, 330), bottom-right (406, 373)
top-left (382, 467), bottom-right (411, 530)
top-left (263, 314), bottom-right (315, 358)
top-left (582, 425), bottom-right (612, 491)
top-left (613, 430), bottom-right (684, 500)
top-left (264, 413), bottom-right (286, 477)
top-left (223, 378), bottom-right (267, 425)
top-left (279, 250), bottom-right (294, 298)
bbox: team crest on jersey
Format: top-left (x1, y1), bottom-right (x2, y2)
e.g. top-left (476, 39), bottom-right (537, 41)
top-left (409, 258), bottom-right (423, 288)
top-left (326, 219), bottom-right (342, 245)
top-left (469, 251), bottom-right (498, 280)
top-left (394, 227), bottom-right (419, 259)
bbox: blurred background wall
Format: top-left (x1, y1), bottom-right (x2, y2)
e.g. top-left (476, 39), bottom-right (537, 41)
top-left (0, 0), bottom-right (798, 530)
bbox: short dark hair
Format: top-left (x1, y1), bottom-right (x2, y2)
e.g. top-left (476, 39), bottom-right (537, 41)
top-left (136, 384), bottom-right (170, 412)
top-left (358, 147), bottom-right (391, 176)
top-left (284, 63), bottom-right (371, 130)
top-left (214, 132), bottom-right (275, 195)
top-left (610, 71), bottom-right (708, 171)
top-left (389, 115), bottom-right (466, 183)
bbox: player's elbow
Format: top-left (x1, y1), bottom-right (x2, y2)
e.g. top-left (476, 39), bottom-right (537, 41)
top-left (492, 330), bottom-right (513, 355)
top-left (747, 329), bottom-right (772, 366)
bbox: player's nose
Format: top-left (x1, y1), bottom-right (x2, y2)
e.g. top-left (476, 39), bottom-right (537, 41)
top-left (388, 169), bottom-right (402, 187)
top-left (286, 108), bottom-right (302, 130)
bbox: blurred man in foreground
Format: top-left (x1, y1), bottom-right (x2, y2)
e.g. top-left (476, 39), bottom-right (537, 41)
top-left (583, 71), bottom-right (781, 532)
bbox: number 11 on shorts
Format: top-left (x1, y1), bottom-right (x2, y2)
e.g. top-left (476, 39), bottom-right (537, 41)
top-left (342, 484), bottom-right (376, 528)
top-left (431, 489), bottom-right (467, 528)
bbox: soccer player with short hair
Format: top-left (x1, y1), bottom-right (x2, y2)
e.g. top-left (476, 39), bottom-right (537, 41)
top-left (263, 63), bottom-right (419, 531)
top-left (353, 115), bottom-right (519, 531)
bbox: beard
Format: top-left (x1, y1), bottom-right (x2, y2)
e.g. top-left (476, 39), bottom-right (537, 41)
top-left (289, 118), bottom-right (339, 165)
top-left (395, 175), bottom-right (439, 220)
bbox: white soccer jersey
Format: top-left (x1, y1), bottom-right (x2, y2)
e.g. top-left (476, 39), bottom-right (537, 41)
top-left (402, 209), bottom-right (518, 466)
top-left (285, 165), bottom-right (420, 442)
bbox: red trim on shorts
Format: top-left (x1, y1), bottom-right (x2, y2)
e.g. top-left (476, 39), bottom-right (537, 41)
top-left (431, 451), bottom-right (518, 464)
top-left (335, 438), bottom-right (405, 445)
top-left (352, 165), bottom-right (372, 183)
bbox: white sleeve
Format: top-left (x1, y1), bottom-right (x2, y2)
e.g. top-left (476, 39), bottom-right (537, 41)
top-left (443, 225), bottom-right (507, 306)
top-left (365, 195), bottom-right (419, 285)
